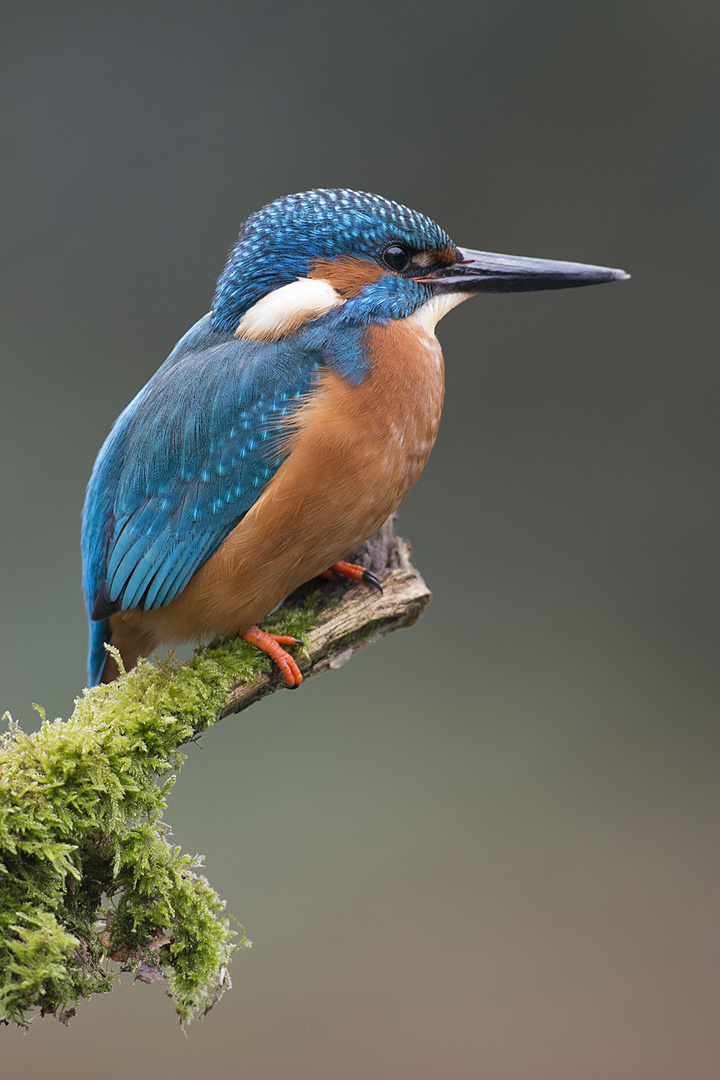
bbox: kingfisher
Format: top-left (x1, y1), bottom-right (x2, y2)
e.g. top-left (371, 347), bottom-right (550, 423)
top-left (82, 188), bottom-right (627, 688)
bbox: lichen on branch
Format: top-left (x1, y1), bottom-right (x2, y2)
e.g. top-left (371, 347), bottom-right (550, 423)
top-left (0, 520), bottom-right (430, 1026)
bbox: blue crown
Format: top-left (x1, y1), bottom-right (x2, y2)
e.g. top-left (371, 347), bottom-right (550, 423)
top-left (211, 189), bottom-right (454, 332)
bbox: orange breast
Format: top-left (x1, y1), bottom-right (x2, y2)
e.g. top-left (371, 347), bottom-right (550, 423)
top-left (116, 316), bottom-right (445, 647)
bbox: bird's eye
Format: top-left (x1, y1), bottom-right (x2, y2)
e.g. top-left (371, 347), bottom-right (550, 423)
top-left (382, 244), bottom-right (411, 273)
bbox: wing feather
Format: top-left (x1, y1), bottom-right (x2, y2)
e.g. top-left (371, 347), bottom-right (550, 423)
top-left (81, 315), bottom-right (321, 620)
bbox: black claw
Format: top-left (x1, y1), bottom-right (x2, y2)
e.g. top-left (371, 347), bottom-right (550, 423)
top-left (361, 569), bottom-right (383, 593)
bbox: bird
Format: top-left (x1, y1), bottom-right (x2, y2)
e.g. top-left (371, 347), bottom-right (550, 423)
top-left (82, 188), bottom-right (627, 688)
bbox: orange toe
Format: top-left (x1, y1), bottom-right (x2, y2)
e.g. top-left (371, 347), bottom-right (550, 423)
top-left (242, 625), bottom-right (303, 687)
top-left (321, 560), bottom-right (383, 592)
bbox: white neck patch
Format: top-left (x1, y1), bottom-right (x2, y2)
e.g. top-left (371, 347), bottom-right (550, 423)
top-left (408, 292), bottom-right (470, 336)
top-left (234, 277), bottom-right (345, 342)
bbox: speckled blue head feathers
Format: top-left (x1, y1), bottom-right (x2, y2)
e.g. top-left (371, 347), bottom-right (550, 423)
top-left (211, 188), bottom-right (456, 332)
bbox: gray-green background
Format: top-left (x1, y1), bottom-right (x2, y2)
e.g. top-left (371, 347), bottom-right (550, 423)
top-left (2, 2), bottom-right (718, 1077)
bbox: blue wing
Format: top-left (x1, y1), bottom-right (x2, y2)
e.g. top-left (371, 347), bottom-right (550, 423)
top-left (82, 315), bottom-right (326, 638)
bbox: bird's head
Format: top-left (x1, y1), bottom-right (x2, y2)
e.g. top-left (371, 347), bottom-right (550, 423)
top-left (211, 189), bottom-right (628, 341)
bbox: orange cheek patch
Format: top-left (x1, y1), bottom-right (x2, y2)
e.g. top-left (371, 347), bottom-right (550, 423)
top-left (435, 243), bottom-right (458, 267)
top-left (308, 255), bottom-right (385, 298)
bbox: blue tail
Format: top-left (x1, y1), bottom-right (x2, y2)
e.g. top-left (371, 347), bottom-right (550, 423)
top-left (87, 618), bottom-right (112, 687)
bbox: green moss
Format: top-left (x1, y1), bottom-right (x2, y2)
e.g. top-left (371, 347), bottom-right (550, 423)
top-left (0, 603), bottom-right (316, 1026)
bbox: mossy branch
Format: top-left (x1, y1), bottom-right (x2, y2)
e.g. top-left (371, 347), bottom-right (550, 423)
top-left (0, 518), bottom-right (430, 1027)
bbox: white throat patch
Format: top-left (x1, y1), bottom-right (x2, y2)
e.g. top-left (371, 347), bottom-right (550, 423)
top-left (408, 292), bottom-right (470, 336)
top-left (234, 277), bottom-right (345, 342)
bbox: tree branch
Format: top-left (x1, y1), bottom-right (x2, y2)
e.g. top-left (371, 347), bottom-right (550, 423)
top-left (222, 515), bottom-right (431, 717)
top-left (0, 517), bottom-right (430, 1026)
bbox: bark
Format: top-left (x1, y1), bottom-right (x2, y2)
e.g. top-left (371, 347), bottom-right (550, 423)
top-left (221, 515), bottom-right (431, 718)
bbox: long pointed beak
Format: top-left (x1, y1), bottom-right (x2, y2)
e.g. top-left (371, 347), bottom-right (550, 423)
top-left (419, 247), bottom-right (630, 293)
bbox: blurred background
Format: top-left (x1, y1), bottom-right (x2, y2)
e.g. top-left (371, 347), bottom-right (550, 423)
top-left (1, 2), bottom-right (719, 1077)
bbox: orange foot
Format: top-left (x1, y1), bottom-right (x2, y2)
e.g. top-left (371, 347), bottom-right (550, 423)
top-left (321, 560), bottom-right (383, 592)
top-left (241, 625), bottom-right (303, 688)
